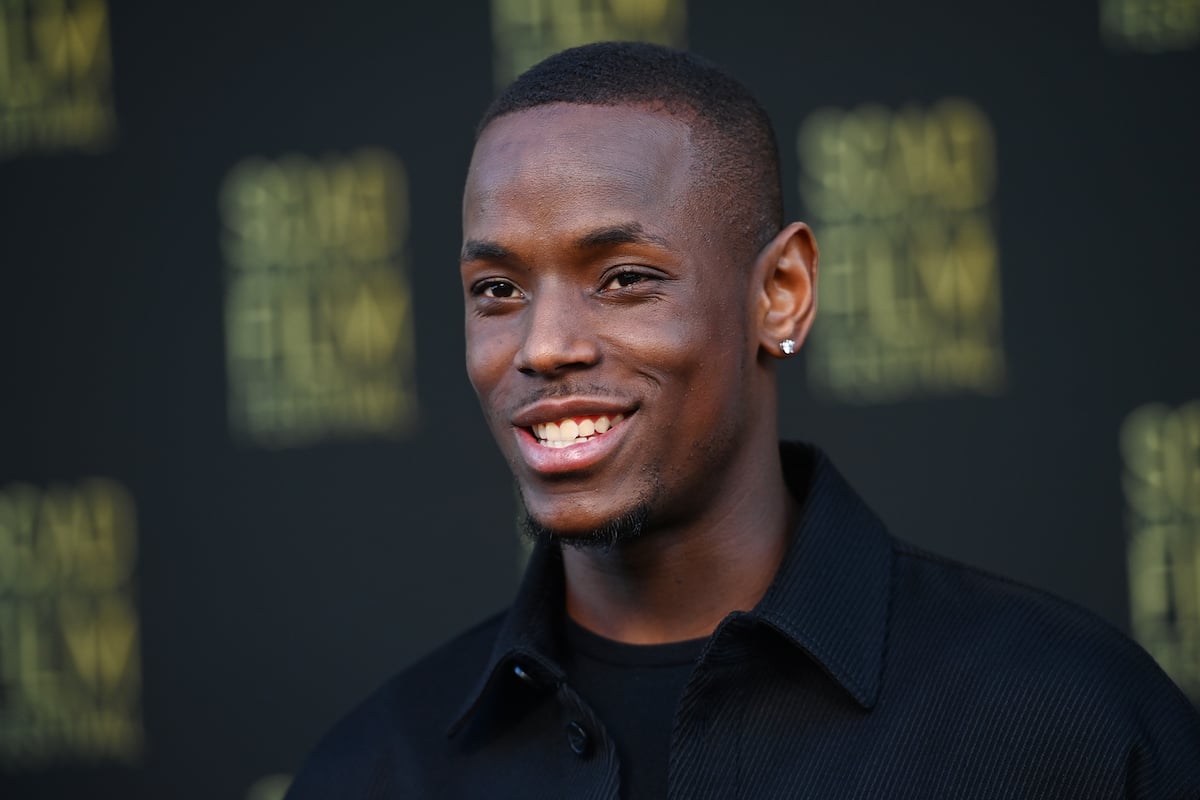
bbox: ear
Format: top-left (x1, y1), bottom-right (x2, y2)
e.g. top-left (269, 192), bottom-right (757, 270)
top-left (754, 222), bottom-right (818, 358)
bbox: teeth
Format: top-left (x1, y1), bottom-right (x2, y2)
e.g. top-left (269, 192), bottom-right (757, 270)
top-left (532, 414), bottom-right (628, 446)
top-left (545, 437), bottom-right (593, 448)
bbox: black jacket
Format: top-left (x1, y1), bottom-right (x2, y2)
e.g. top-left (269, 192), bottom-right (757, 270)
top-left (287, 444), bottom-right (1200, 799)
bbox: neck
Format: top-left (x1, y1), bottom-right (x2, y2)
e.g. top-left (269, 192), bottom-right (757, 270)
top-left (561, 446), bottom-right (796, 645)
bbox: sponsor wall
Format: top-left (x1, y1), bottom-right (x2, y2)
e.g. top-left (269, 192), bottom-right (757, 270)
top-left (2, 1), bottom-right (1197, 797)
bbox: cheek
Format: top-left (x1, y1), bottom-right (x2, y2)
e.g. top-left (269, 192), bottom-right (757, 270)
top-left (671, 296), bottom-right (751, 405)
top-left (674, 287), bottom-right (749, 359)
top-left (622, 324), bottom-right (728, 411)
top-left (464, 328), bottom-right (515, 398)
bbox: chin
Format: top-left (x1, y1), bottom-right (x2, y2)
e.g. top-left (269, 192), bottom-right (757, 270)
top-left (520, 494), bottom-right (656, 551)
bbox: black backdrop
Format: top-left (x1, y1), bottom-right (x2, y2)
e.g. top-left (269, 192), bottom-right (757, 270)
top-left (2, 1), bottom-right (1198, 798)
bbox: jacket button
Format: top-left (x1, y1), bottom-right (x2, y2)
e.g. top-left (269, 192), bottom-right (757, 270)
top-left (512, 663), bottom-right (537, 686)
top-left (566, 721), bottom-right (591, 756)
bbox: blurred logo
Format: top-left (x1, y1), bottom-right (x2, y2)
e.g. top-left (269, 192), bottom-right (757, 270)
top-left (1102, 0), bottom-right (1200, 52)
top-left (0, 478), bottom-right (142, 765)
top-left (221, 149), bottom-right (418, 448)
top-left (797, 99), bottom-right (1006, 403)
top-left (489, 0), bottom-right (687, 88)
top-left (246, 773), bottom-right (292, 800)
top-left (1122, 401), bottom-right (1200, 701)
top-left (0, 0), bottom-right (116, 158)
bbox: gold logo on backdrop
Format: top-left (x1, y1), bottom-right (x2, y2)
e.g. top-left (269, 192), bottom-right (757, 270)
top-left (221, 149), bottom-right (418, 448)
top-left (0, 0), bottom-right (116, 158)
top-left (1101, 0), bottom-right (1200, 51)
top-left (246, 774), bottom-right (292, 800)
top-left (489, 0), bottom-right (687, 87)
top-left (0, 478), bottom-right (143, 765)
top-left (797, 99), bottom-right (1006, 403)
top-left (1122, 401), bottom-right (1200, 701)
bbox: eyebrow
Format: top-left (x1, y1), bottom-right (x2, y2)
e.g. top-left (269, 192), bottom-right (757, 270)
top-left (574, 223), bottom-right (670, 251)
top-left (460, 222), bottom-right (670, 263)
top-left (460, 240), bottom-right (511, 262)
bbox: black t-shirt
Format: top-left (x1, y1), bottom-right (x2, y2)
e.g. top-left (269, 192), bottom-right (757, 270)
top-left (562, 618), bottom-right (706, 800)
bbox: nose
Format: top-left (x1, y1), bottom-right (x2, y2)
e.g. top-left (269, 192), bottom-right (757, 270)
top-left (513, 285), bottom-right (600, 376)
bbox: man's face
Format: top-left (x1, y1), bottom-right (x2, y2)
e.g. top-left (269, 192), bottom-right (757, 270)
top-left (461, 104), bottom-right (764, 540)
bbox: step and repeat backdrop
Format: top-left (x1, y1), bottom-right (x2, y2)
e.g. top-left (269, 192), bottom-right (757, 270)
top-left (2, 0), bottom-right (1197, 798)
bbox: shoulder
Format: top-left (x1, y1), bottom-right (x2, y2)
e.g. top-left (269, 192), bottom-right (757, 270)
top-left (284, 610), bottom-right (506, 799)
top-left (887, 540), bottom-right (1200, 792)
top-left (890, 540), bottom-right (1162, 687)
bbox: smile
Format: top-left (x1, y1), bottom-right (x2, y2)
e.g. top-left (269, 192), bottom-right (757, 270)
top-left (511, 399), bottom-right (637, 476)
top-left (532, 414), bottom-right (626, 448)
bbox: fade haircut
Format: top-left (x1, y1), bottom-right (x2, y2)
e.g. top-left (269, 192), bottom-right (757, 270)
top-left (477, 41), bottom-right (783, 261)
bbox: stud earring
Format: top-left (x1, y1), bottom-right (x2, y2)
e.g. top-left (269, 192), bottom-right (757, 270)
top-left (780, 339), bottom-right (796, 356)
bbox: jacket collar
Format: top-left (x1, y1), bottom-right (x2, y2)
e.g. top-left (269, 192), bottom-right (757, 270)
top-left (448, 443), bottom-right (893, 736)
top-left (750, 442), bottom-right (892, 709)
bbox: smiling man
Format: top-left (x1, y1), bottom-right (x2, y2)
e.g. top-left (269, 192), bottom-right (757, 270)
top-left (286, 43), bottom-right (1200, 799)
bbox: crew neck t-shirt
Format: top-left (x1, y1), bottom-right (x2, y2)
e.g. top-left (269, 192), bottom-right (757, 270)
top-left (562, 619), bottom-right (706, 800)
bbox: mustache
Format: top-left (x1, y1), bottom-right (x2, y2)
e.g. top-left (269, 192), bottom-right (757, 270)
top-left (507, 383), bottom-right (629, 414)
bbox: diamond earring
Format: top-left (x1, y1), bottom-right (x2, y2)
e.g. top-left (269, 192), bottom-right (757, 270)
top-left (780, 339), bottom-right (796, 356)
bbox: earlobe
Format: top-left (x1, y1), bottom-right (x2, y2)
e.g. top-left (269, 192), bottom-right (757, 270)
top-left (756, 222), bottom-right (818, 358)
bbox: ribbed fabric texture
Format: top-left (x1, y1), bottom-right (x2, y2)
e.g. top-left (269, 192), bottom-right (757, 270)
top-left (285, 444), bottom-right (1200, 799)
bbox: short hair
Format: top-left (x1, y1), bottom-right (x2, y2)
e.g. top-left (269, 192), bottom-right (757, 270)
top-left (477, 42), bottom-right (783, 261)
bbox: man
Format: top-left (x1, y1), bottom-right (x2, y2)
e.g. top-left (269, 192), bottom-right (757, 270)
top-left (286, 42), bottom-right (1200, 798)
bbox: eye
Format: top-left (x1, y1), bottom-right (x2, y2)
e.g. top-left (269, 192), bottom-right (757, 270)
top-left (602, 271), bottom-right (647, 291)
top-left (474, 280), bottom-right (523, 299)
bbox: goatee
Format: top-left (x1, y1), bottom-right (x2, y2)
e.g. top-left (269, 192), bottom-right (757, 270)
top-left (521, 503), bottom-right (652, 552)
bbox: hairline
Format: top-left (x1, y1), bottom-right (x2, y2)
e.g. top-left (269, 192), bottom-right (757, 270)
top-left (474, 99), bottom-right (771, 265)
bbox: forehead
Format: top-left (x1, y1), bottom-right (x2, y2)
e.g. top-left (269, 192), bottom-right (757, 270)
top-left (464, 104), bottom-right (697, 237)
